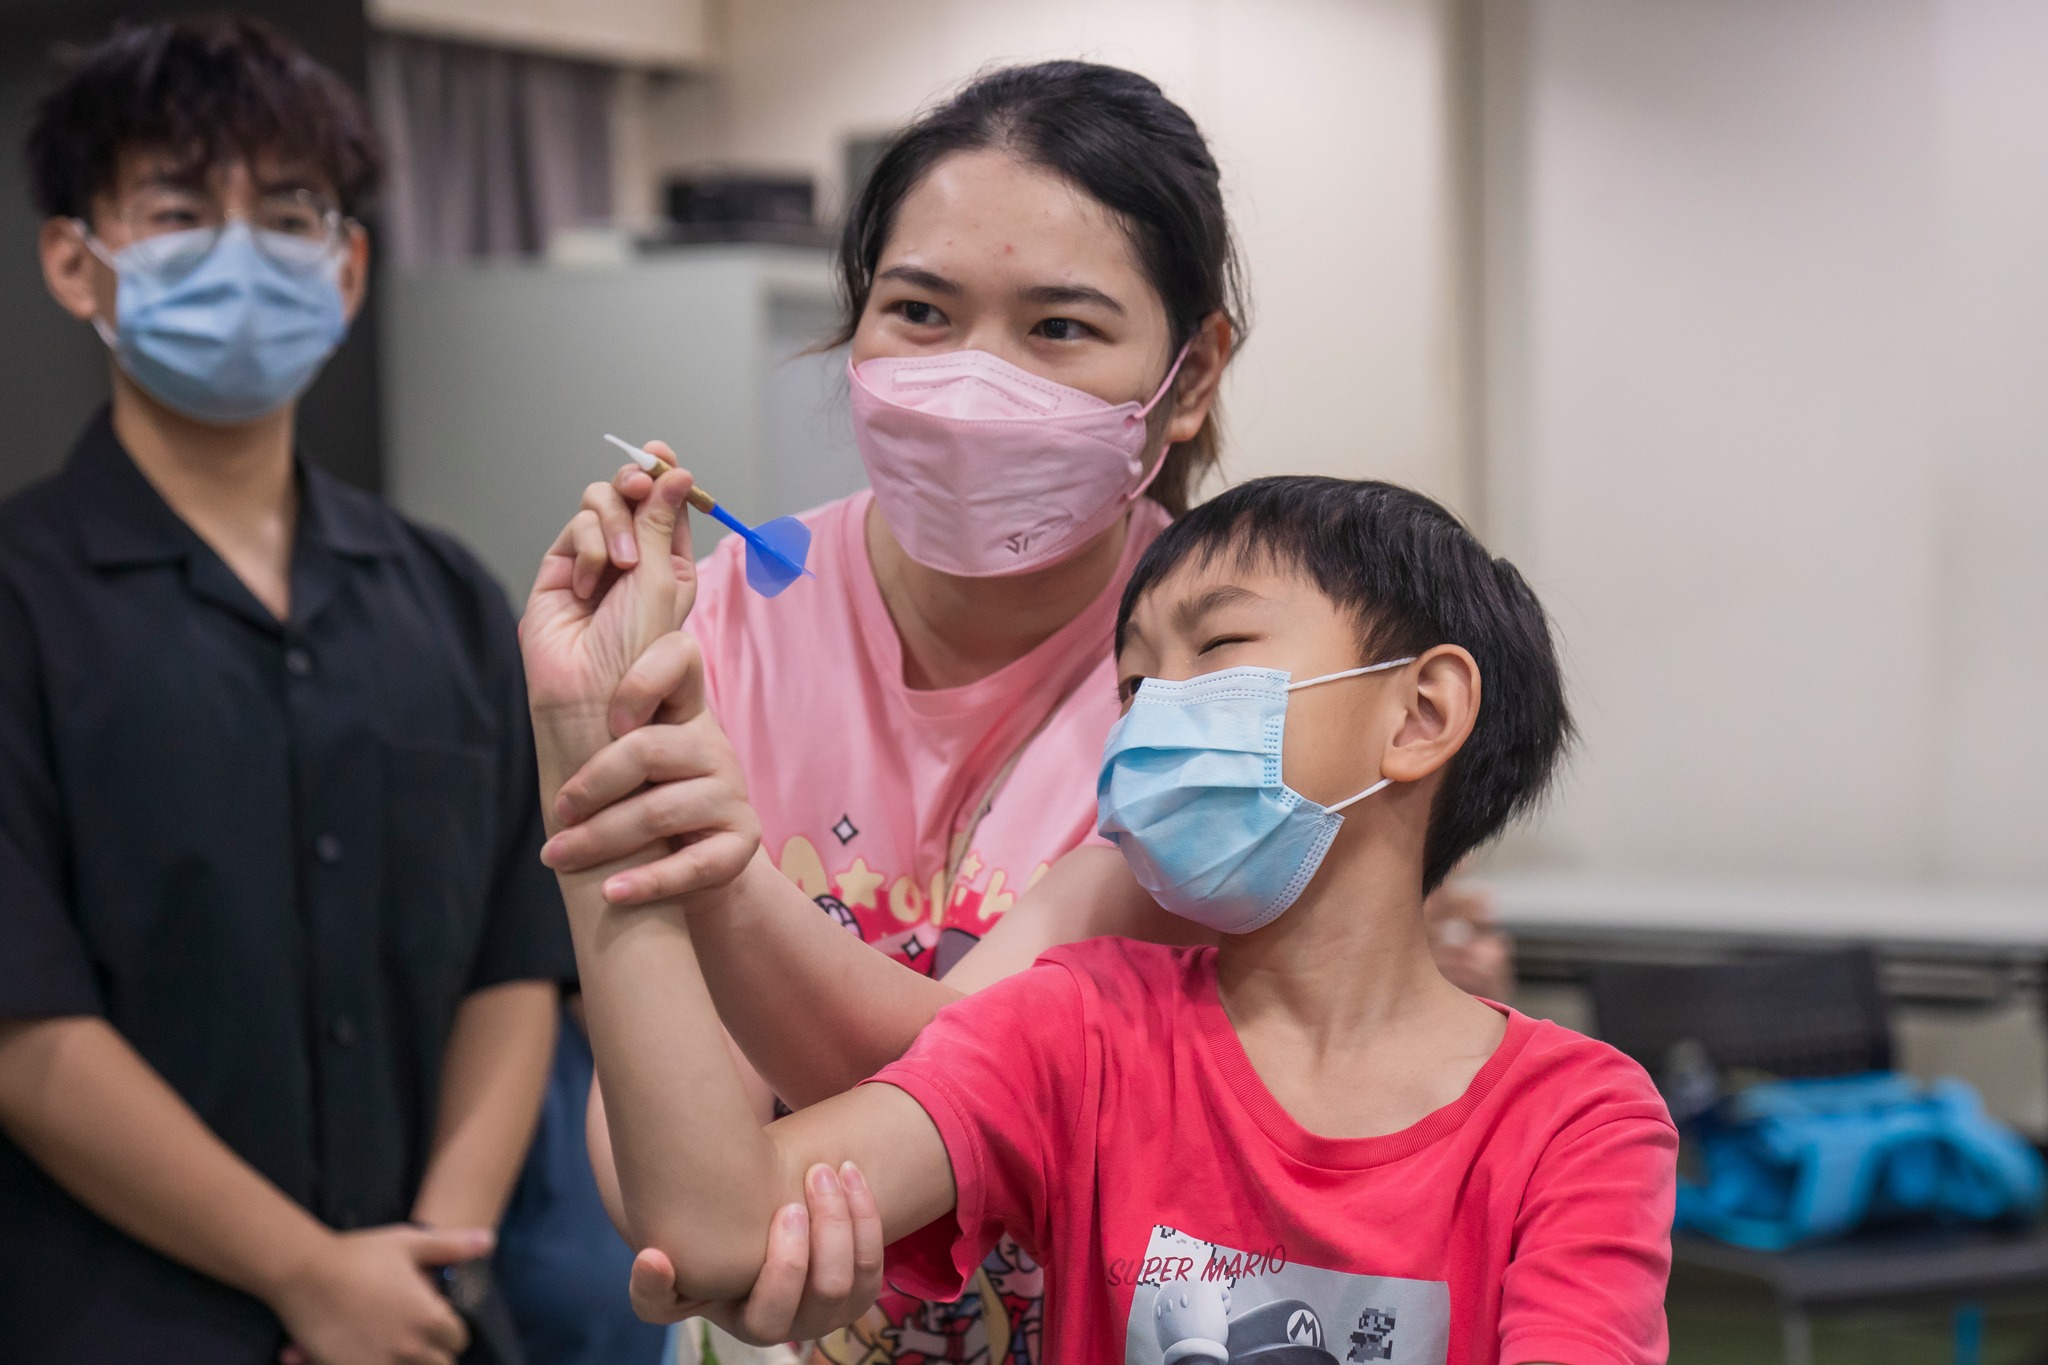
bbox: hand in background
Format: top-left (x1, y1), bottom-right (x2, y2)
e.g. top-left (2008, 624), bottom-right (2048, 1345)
top-left (272, 1224), bottom-right (492, 1365)
top-left (1426, 881), bottom-right (1516, 1001)
top-left (627, 1161), bottom-right (884, 1344)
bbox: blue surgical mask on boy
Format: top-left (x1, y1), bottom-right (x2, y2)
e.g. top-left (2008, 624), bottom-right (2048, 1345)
top-left (1096, 659), bottom-right (1416, 935)
top-left (79, 220), bottom-right (349, 425)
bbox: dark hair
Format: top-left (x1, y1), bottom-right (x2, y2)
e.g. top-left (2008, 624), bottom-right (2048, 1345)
top-left (834, 60), bottom-right (1248, 515)
top-left (1117, 476), bottom-right (1573, 893)
top-left (25, 14), bottom-right (381, 221)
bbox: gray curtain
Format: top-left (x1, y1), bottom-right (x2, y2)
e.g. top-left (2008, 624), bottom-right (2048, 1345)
top-left (368, 34), bottom-right (615, 268)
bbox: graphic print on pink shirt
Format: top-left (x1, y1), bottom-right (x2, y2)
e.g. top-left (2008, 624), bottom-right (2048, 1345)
top-left (688, 488), bottom-right (1170, 978)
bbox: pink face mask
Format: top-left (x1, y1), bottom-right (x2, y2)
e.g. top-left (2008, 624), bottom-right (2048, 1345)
top-left (849, 346), bottom-right (1188, 577)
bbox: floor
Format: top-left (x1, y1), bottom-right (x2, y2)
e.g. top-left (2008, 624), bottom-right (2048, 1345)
top-left (1668, 1266), bottom-right (2048, 1364)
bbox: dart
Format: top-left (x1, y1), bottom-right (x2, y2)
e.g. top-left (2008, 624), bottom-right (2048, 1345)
top-left (602, 433), bottom-right (814, 597)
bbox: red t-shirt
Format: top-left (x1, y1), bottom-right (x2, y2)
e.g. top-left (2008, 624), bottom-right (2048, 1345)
top-left (873, 939), bottom-right (1677, 1365)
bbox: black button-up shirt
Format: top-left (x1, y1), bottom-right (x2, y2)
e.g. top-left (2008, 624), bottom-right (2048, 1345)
top-left (0, 412), bottom-right (573, 1362)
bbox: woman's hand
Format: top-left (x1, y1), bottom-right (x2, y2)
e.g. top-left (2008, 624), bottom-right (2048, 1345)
top-left (522, 460), bottom-right (693, 751)
top-left (1426, 881), bottom-right (1516, 1000)
top-left (624, 1162), bottom-right (884, 1342)
top-left (539, 630), bottom-right (759, 902)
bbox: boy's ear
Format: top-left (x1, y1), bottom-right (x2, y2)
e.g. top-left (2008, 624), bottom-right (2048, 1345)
top-left (40, 218), bottom-right (103, 324)
top-left (337, 220), bottom-right (371, 322)
top-left (1380, 644), bottom-right (1481, 785)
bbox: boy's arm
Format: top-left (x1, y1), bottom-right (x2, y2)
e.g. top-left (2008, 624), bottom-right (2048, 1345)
top-left (536, 709), bottom-right (957, 1302)
top-left (521, 476), bottom-right (952, 1300)
top-left (679, 852), bottom-right (958, 1106)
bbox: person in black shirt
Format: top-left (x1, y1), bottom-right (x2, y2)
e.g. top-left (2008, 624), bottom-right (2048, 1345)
top-left (0, 16), bottom-right (888, 1365)
top-left (0, 19), bottom-right (571, 1364)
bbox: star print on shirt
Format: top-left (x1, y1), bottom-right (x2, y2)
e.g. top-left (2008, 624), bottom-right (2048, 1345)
top-left (832, 814), bottom-right (858, 844)
top-left (834, 857), bottom-right (884, 911)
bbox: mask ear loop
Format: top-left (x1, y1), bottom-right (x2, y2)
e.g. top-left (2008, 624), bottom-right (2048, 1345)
top-left (1327, 777), bottom-right (1394, 813)
top-left (1286, 656), bottom-right (1418, 692)
top-left (1120, 338), bottom-right (1199, 505)
top-left (70, 219), bottom-right (122, 349)
top-left (1288, 656), bottom-right (1418, 812)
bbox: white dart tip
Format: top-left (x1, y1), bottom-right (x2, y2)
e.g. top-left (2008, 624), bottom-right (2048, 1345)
top-left (602, 432), bottom-right (661, 472)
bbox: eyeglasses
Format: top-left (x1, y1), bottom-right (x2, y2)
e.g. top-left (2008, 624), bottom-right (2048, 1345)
top-left (90, 185), bottom-right (349, 275)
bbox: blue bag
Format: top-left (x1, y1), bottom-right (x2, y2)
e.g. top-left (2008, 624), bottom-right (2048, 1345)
top-left (1674, 1072), bottom-right (2045, 1251)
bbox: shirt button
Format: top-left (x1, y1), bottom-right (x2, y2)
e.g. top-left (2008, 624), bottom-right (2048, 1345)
top-left (330, 1015), bottom-right (357, 1047)
top-left (285, 648), bottom-right (314, 678)
top-left (315, 833), bottom-right (343, 865)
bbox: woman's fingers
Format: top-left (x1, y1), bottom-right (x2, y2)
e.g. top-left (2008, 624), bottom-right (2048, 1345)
top-left (725, 1202), bottom-right (813, 1344)
top-left (598, 469), bottom-right (689, 664)
top-left (799, 1164), bottom-right (856, 1302)
top-left (770, 1163), bottom-right (885, 1340)
top-left (609, 630), bottom-right (706, 738)
top-left (626, 1247), bottom-right (701, 1325)
top-left (543, 773), bottom-right (728, 871)
top-left (726, 1166), bottom-right (882, 1343)
top-left (622, 1173), bottom-right (884, 1345)
top-left (541, 755), bottom-right (758, 896)
top-left (581, 479), bottom-right (640, 570)
top-left (608, 444), bottom-right (700, 631)
top-left (840, 1162), bottom-right (886, 1314)
top-left (553, 729), bottom-right (679, 828)
top-left (598, 829), bottom-right (757, 906)
top-left (638, 443), bottom-right (697, 562)
top-left (566, 508), bottom-right (609, 600)
top-left (551, 721), bottom-right (728, 830)
top-left (612, 461), bottom-right (655, 500)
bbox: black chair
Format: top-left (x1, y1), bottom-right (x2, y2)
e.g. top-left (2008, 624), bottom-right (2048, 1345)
top-left (1588, 949), bottom-right (2048, 1365)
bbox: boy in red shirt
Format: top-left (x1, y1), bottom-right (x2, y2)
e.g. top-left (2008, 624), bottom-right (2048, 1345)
top-left (522, 473), bottom-right (1678, 1365)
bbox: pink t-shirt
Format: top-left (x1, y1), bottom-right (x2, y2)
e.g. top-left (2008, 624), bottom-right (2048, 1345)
top-left (691, 489), bottom-right (1170, 975)
top-left (874, 939), bottom-right (1679, 1365)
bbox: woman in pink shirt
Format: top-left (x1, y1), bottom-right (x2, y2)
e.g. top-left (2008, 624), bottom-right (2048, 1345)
top-left (547, 61), bottom-right (1504, 1363)
top-left (554, 62), bottom-right (1236, 1364)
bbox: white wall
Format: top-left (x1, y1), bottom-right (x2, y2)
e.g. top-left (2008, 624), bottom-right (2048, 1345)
top-left (368, 0), bottom-right (712, 66)
top-left (1481, 0), bottom-right (2048, 885)
top-left (621, 0), bottom-right (1478, 509)
top-left (497, 0), bottom-right (2048, 890)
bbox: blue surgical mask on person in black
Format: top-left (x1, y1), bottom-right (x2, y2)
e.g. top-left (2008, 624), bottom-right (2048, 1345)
top-left (1095, 658), bottom-right (1416, 935)
top-left (78, 219), bottom-right (349, 425)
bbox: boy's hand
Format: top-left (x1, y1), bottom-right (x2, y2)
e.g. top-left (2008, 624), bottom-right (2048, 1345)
top-left (625, 1162), bottom-right (884, 1341)
top-left (270, 1224), bottom-right (491, 1365)
top-left (539, 631), bottom-right (759, 900)
top-left (552, 448), bottom-right (697, 615)
top-left (522, 458), bottom-right (693, 736)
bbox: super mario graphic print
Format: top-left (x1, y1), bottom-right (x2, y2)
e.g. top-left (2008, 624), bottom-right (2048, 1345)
top-left (1126, 1228), bottom-right (1450, 1365)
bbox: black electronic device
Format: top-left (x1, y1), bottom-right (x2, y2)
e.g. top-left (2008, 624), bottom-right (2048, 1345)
top-left (659, 173), bottom-right (828, 246)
